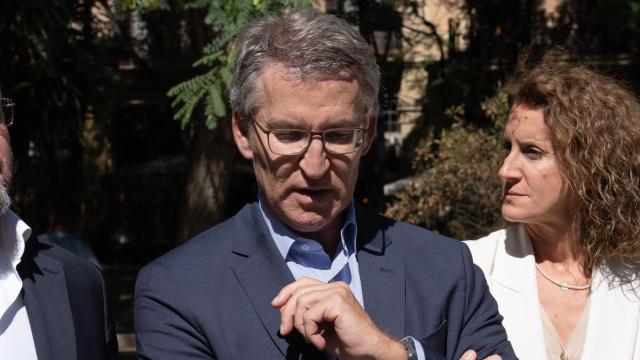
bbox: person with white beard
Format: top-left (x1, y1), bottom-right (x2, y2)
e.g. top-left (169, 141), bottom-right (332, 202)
top-left (0, 87), bottom-right (117, 359)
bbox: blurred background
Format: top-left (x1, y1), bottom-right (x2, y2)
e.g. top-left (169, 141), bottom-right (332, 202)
top-left (1, 0), bottom-right (639, 356)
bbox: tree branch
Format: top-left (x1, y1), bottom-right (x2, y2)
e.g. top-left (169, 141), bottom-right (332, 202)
top-left (407, 3), bottom-right (446, 64)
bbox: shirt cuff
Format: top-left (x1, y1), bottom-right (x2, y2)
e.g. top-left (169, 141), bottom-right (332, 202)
top-left (408, 336), bottom-right (426, 360)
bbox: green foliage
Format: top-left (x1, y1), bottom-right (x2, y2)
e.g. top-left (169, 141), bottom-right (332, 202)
top-left (385, 89), bottom-right (509, 240)
top-left (148, 0), bottom-right (310, 129)
top-left (480, 83), bottom-right (509, 129)
top-left (118, 0), bottom-right (170, 11)
top-left (123, 0), bottom-right (310, 129)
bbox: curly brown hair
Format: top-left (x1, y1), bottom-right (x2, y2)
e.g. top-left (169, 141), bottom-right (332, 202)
top-left (505, 48), bottom-right (640, 284)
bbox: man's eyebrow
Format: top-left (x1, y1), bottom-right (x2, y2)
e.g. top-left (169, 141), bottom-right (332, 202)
top-left (263, 118), bottom-right (301, 129)
top-left (262, 117), bottom-right (364, 129)
top-left (328, 118), bottom-right (364, 128)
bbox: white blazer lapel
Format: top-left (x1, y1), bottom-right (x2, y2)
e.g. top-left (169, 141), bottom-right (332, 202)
top-left (489, 225), bottom-right (547, 360)
top-left (581, 269), bottom-right (640, 359)
top-left (470, 225), bottom-right (640, 359)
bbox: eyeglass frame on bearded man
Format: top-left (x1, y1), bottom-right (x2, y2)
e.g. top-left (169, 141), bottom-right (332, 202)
top-left (0, 98), bottom-right (15, 126)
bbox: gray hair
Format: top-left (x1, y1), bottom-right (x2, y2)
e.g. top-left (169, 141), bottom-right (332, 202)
top-left (229, 8), bottom-right (380, 125)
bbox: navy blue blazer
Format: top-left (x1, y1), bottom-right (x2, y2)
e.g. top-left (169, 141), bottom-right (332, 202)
top-left (17, 235), bottom-right (118, 360)
top-left (135, 203), bottom-right (516, 359)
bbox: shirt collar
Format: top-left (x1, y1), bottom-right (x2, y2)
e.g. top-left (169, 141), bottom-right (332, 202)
top-left (0, 209), bottom-right (32, 316)
top-left (258, 197), bottom-right (358, 260)
top-left (0, 209), bottom-right (32, 271)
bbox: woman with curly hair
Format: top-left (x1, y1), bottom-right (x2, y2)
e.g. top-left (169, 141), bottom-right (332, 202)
top-left (465, 50), bottom-right (640, 360)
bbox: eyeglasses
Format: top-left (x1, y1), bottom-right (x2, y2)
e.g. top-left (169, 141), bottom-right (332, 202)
top-left (252, 120), bottom-right (367, 156)
top-left (0, 98), bottom-right (14, 126)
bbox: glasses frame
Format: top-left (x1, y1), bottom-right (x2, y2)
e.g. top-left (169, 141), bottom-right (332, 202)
top-left (0, 98), bottom-right (15, 126)
top-left (251, 119), bottom-right (368, 156)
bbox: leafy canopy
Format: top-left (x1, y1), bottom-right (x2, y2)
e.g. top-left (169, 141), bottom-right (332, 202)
top-left (386, 88), bottom-right (509, 240)
top-left (121, 0), bottom-right (310, 129)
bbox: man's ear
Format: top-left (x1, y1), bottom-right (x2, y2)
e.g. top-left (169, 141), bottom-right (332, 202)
top-left (232, 112), bottom-right (254, 160)
top-left (361, 116), bottom-right (377, 155)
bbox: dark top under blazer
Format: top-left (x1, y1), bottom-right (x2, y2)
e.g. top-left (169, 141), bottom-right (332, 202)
top-left (17, 235), bottom-right (118, 360)
top-left (135, 202), bottom-right (516, 360)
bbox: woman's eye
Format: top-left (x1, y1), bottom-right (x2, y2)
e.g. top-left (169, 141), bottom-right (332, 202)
top-left (523, 147), bottom-right (544, 159)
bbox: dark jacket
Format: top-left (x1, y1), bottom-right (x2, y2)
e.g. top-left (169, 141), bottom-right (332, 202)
top-left (135, 202), bottom-right (515, 360)
top-left (18, 234), bottom-right (118, 360)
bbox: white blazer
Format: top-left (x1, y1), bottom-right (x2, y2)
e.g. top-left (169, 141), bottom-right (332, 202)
top-left (465, 224), bottom-right (640, 360)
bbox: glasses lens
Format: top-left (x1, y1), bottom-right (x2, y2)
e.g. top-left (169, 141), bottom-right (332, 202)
top-left (324, 129), bottom-right (364, 154)
top-left (0, 98), bottom-right (14, 126)
top-left (269, 130), bottom-right (310, 155)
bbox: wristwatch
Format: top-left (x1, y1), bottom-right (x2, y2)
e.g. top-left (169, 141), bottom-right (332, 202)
top-left (400, 337), bottom-right (418, 360)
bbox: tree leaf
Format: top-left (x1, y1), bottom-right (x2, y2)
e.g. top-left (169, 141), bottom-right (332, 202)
top-left (209, 85), bottom-right (226, 118)
top-left (219, 66), bottom-right (232, 87)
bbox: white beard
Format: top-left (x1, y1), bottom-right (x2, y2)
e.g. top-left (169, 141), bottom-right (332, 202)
top-left (0, 184), bottom-right (11, 216)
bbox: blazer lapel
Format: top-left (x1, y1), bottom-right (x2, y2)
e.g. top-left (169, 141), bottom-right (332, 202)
top-left (230, 204), bottom-right (297, 357)
top-left (19, 240), bottom-right (77, 360)
top-left (355, 206), bottom-right (405, 339)
top-left (490, 225), bottom-right (546, 360)
top-left (491, 225), bottom-right (537, 293)
top-left (581, 269), bottom-right (640, 359)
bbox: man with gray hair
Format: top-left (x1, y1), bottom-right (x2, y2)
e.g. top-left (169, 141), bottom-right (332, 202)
top-left (135, 8), bottom-right (515, 360)
top-left (0, 87), bottom-right (117, 359)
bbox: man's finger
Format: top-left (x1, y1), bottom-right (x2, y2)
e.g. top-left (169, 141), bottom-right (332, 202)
top-left (483, 355), bottom-right (501, 360)
top-left (301, 302), bottom-right (323, 347)
top-left (299, 296), bottom-right (344, 352)
top-left (290, 287), bottom-right (342, 337)
top-left (271, 276), bottom-right (322, 307)
top-left (460, 349), bottom-right (477, 360)
top-left (280, 285), bottom-right (327, 335)
top-left (274, 278), bottom-right (327, 335)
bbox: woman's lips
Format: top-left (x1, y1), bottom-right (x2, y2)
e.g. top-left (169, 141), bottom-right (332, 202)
top-left (504, 191), bottom-right (525, 200)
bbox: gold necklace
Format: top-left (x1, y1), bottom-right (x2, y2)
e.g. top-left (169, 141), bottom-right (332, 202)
top-left (535, 264), bottom-right (591, 291)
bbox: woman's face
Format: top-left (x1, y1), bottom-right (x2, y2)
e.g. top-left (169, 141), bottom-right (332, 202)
top-left (499, 104), bottom-right (573, 225)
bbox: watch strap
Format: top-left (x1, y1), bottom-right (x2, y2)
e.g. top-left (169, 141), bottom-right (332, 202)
top-left (400, 336), bottom-right (419, 360)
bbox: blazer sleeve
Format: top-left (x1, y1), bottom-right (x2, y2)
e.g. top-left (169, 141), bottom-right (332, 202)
top-left (49, 245), bottom-right (118, 360)
top-left (447, 245), bottom-right (516, 360)
top-left (134, 261), bottom-right (215, 359)
top-left (98, 266), bottom-right (119, 360)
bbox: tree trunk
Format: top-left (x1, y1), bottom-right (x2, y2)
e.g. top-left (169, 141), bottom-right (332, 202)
top-left (175, 119), bottom-right (234, 243)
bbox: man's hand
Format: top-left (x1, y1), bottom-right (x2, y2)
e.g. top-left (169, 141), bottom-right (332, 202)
top-left (459, 350), bottom-right (502, 360)
top-left (272, 277), bottom-right (406, 360)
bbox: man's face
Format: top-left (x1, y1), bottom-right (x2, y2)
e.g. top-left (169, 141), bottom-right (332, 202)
top-left (0, 95), bottom-right (12, 188)
top-left (0, 123), bottom-right (12, 215)
top-left (0, 124), bottom-right (11, 186)
top-left (232, 64), bottom-right (374, 242)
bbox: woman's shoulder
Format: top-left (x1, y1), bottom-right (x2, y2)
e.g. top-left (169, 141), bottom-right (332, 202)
top-left (464, 227), bottom-right (507, 254)
top-left (463, 224), bottom-right (526, 276)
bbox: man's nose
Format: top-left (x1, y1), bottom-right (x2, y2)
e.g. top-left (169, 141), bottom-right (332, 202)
top-left (299, 135), bottom-right (329, 179)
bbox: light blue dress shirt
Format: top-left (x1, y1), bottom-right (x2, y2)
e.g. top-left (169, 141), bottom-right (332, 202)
top-left (259, 200), bottom-right (364, 306)
top-left (258, 199), bottom-right (425, 360)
